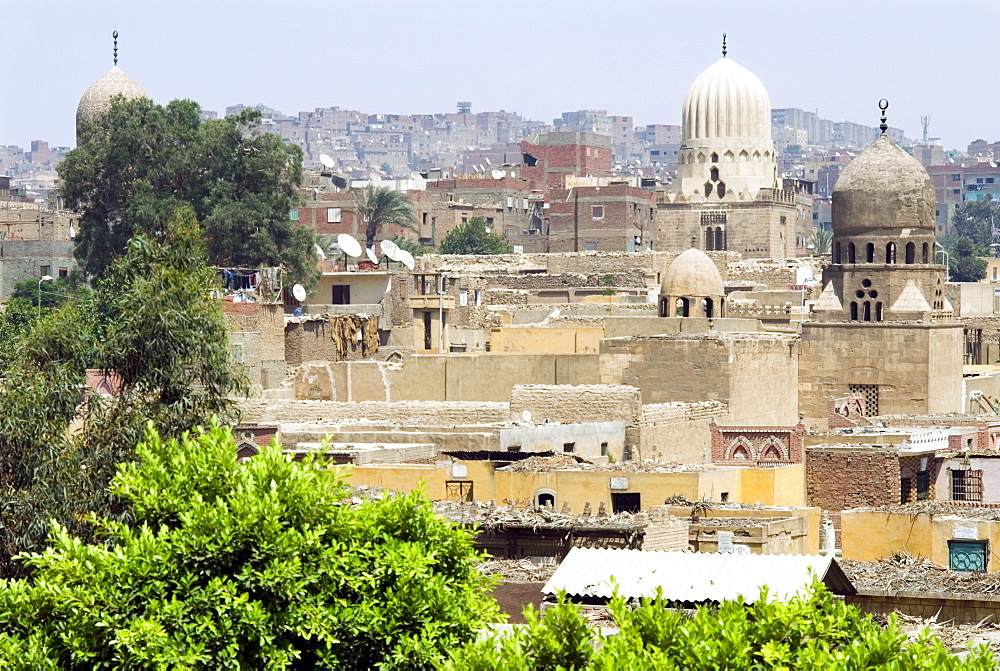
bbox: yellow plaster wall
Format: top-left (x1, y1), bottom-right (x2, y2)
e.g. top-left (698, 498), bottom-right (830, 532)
top-left (491, 326), bottom-right (604, 354)
top-left (740, 464), bottom-right (806, 508)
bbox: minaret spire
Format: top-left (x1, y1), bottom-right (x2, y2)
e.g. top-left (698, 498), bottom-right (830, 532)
top-left (722, 33), bottom-right (727, 58)
top-left (879, 99), bottom-right (889, 135)
top-left (113, 30), bottom-right (118, 66)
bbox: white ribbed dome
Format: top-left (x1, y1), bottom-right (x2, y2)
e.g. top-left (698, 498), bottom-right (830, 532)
top-left (682, 58), bottom-right (771, 142)
top-left (76, 66), bottom-right (148, 134)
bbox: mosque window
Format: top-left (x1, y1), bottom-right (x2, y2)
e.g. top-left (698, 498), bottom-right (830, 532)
top-left (886, 242), bottom-right (897, 264)
top-left (847, 243), bottom-right (856, 263)
top-left (922, 243), bottom-right (929, 263)
top-left (850, 302), bottom-right (859, 320)
top-left (833, 242), bottom-right (841, 264)
top-left (849, 384), bottom-right (880, 417)
top-left (740, 150), bottom-right (749, 161)
top-left (717, 182), bottom-right (726, 197)
top-left (715, 227), bottom-right (725, 251)
top-left (905, 242), bottom-right (916, 264)
top-left (724, 150), bottom-right (734, 161)
top-left (706, 229), bottom-right (715, 251)
top-left (863, 301), bottom-right (872, 321)
top-left (705, 182), bottom-right (713, 197)
top-left (710, 167), bottom-right (719, 181)
top-left (866, 243), bottom-right (875, 263)
top-left (711, 153), bottom-right (719, 163)
top-left (875, 302), bottom-right (883, 321)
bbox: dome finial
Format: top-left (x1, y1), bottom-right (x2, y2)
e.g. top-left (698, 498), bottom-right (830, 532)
top-left (879, 99), bottom-right (889, 135)
top-left (113, 30), bottom-right (118, 66)
top-left (722, 33), bottom-right (727, 57)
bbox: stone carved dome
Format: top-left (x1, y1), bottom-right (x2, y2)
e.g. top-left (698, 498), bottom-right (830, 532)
top-left (682, 58), bottom-right (771, 142)
top-left (661, 248), bottom-right (724, 297)
top-left (76, 66), bottom-right (148, 135)
top-left (832, 134), bottom-right (936, 234)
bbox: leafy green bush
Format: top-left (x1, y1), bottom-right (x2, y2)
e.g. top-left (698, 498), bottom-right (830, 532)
top-left (0, 421), bottom-right (498, 668)
top-left (444, 583), bottom-right (994, 669)
top-left (439, 217), bottom-right (512, 255)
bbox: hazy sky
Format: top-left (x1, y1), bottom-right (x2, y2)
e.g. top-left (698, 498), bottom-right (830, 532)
top-left (2, 0), bottom-right (996, 151)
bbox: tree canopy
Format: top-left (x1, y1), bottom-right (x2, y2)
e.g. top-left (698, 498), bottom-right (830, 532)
top-left (940, 234), bottom-right (988, 282)
top-left (0, 421), bottom-right (498, 668)
top-left (353, 185), bottom-right (418, 249)
top-left (438, 217), bottom-right (513, 255)
top-left (59, 98), bottom-right (318, 285)
top-left (0, 208), bottom-right (247, 578)
top-left (953, 196), bottom-right (1000, 248)
top-left (445, 584), bottom-right (993, 669)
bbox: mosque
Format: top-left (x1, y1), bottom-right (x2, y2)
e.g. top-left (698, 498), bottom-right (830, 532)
top-left (657, 38), bottom-right (813, 259)
top-left (75, 31), bottom-right (147, 143)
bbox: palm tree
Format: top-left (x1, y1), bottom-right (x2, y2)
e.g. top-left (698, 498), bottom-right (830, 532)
top-left (354, 185), bottom-right (418, 249)
top-left (810, 228), bottom-right (833, 256)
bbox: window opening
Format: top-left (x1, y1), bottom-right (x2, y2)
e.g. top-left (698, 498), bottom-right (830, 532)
top-left (445, 481), bottom-right (473, 502)
top-left (848, 383), bottom-right (879, 417)
top-left (866, 243), bottom-right (875, 263)
top-left (916, 471), bottom-right (930, 500)
top-left (952, 469), bottom-right (983, 502)
top-left (850, 302), bottom-right (858, 321)
top-left (900, 477), bottom-right (912, 504)
top-left (847, 242), bottom-right (856, 263)
top-left (905, 242), bottom-right (916, 264)
top-left (563, 442), bottom-right (575, 453)
top-left (886, 242), bottom-right (897, 263)
top-left (949, 540), bottom-right (987, 573)
top-left (611, 492), bottom-right (641, 513)
top-left (863, 301), bottom-right (871, 322)
top-left (537, 492), bottom-right (555, 508)
top-left (833, 241), bottom-right (841, 263)
top-left (600, 442), bottom-right (609, 457)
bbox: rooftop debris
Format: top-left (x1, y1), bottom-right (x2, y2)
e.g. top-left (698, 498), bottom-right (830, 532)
top-left (882, 612), bottom-right (1000, 657)
top-left (476, 558), bottom-right (557, 583)
top-left (434, 500), bottom-right (644, 530)
top-left (855, 501), bottom-right (1000, 520)
top-left (841, 553), bottom-right (1000, 595)
top-left (498, 455), bottom-right (715, 473)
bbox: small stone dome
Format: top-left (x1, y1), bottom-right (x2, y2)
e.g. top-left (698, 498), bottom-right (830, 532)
top-left (831, 134), bottom-right (936, 234)
top-left (682, 58), bottom-right (771, 142)
top-left (76, 66), bottom-right (148, 135)
top-left (661, 248), bottom-right (725, 297)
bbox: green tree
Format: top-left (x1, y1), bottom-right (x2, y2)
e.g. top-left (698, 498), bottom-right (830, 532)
top-left (445, 584), bottom-right (993, 669)
top-left (810, 228), bottom-right (833, 256)
top-left (439, 217), bottom-right (513, 255)
top-left (391, 235), bottom-right (432, 256)
top-left (354, 185), bottom-right (418, 249)
top-left (0, 208), bottom-right (248, 578)
top-left (59, 98), bottom-right (318, 285)
top-left (953, 196), bottom-right (1000, 247)
top-left (0, 420), bottom-right (499, 668)
top-left (941, 235), bottom-right (988, 282)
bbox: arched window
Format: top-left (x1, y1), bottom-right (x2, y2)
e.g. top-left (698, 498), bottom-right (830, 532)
top-left (711, 152), bottom-right (719, 163)
top-left (886, 242), bottom-right (896, 263)
top-left (704, 182), bottom-right (713, 197)
top-left (715, 227), bottom-right (725, 251)
top-left (866, 243), bottom-right (875, 263)
top-left (732, 446), bottom-right (750, 460)
top-left (905, 242), bottom-right (915, 264)
top-left (717, 181), bottom-right (726, 197)
top-left (705, 298), bottom-right (714, 318)
top-left (847, 242), bottom-right (856, 263)
top-left (833, 241), bottom-right (841, 263)
top-left (922, 242), bottom-right (929, 263)
top-left (537, 492), bottom-right (555, 508)
top-left (850, 302), bottom-right (859, 321)
top-left (863, 301), bottom-right (872, 322)
top-left (706, 228), bottom-right (714, 250)
top-left (739, 149), bottom-right (749, 161)
top-left (875, 302), bottom-right (883, 321)
top-left (660, 297), bottom-right (668, 317)
top-left (710, 166), bottom-right (719, 181)
top-left (676, 297), bottom-right (689, 317)
top-left (761, 446), bottom-right (781, 461)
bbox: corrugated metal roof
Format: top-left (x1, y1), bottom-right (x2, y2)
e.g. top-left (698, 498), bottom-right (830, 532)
top-left (542, 548), bottom-right (855, 602)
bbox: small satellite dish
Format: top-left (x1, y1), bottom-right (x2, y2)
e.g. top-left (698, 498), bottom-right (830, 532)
top-left (380, 239), bottom-right (401, 261)
top-left (292, 284), bottom-right (307, 302)
top-left (397, 249), bottom-right (415, 270)
top-left (319, 153), bottom-right (335, 169)
top-left (491, 169), bottom-right (503, 179)
top-left (337, 233), bottom-right (362, 258)
top-left (314, 243), bottom-right (326, 260)
top-left (485, 157), bottom-right (492, 166)
top-left (365, 247), bottom-right (379, 265)
top-left (522, 410), bottom-right (532, 423)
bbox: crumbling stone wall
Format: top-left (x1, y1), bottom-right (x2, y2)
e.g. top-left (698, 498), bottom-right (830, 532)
top-left (509, 384), bottom-right (642, 456)
top-left (640, 401), bottom-right (727, 464)
top-left (239, 398), bottom-right (510, 426)
top-left (223, 302), bottom-right (285, 389)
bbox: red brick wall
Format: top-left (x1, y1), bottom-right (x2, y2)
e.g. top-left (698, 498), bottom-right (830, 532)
top-left (806, 448), bottom-right (901, 543)
top-left (521, 139), bottom-right (612, 189)
top-left (710, 424), bottom-right (805, 465)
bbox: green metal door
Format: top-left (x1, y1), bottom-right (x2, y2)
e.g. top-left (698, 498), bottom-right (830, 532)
top-left (948, 540), bottom-right (987, 573)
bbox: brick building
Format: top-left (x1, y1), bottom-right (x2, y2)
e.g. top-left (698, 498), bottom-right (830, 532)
top-left (521, 132), bottom-right (612, 190)
top-left (546, 183), bottom-right (657, 252)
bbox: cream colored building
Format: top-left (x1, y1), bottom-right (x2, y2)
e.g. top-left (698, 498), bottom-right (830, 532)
top-left (657, 47), bottom-right (812, 259)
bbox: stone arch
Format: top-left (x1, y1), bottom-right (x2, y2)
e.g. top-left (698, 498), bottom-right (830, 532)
top-left (711, 152), bottom-right (719, 163)
top-left (753, 150), bottom-right (761, 161)
top-left (724, 150), bottom-right (734, 161)
top-left (865, 243), bottom-right (875, 263)
top-left (727, 437), bottom-right (754, 460)
top-left (847, 242), bottom-right (856, 263)
top-left (535, 488), bottom-right (557, 508)
top-left (697, 152), bottom-right (706, 163)
top-left (760, 436), bottom-right (788, 461)
top-left (863, 301), bottom-right (872, 322)
top-left (714, 227), bottom-right (725, 250)
top-left (922, 242), bottom-right (929, 263)
top-left (905, 242), bottom-right (916, 264)
top-left (833, 241), bottom-right (841, 263)
top-left (875, 302), bottom-right (883, 321)
top-left (704, 297), bottom-right (714, 318)
top-left (850, 301), bottom-right (858, 321)
top-left (710, 166), bottom-right (720, 181)
top-left (704, 182), bottom-right (713, 197)
top-left (717, 182), bottom-right (726, 197)
top-left (739, 149), bottom-right (749, 161)
top-left (886, 242), bottom-right (897, 264)
top-left (236, 441), bottom-right (259, 462)
top-left (676, 297), bottom-right (689, 317)
top-left (705, 227), bottom-right (715, 250)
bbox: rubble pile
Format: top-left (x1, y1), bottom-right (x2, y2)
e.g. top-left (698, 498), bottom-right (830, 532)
top-left (476, 558), bottom-right (557, 582)
top-left (841, 553), bottom-right (1000, 594)
top-left (435, 500), bottom-right (642, 530)
top-left (498, 455), bottom-right (714, 474)
top-left (859, 501), bottom-right (1000, 520)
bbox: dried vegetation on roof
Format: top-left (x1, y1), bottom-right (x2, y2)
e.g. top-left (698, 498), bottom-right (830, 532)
top-left (841, 552), bottom-right (1000, 595)
top-left (434, 500), bottom-right (644, 530)
top-left (497, 454), bottom-right (713, 473)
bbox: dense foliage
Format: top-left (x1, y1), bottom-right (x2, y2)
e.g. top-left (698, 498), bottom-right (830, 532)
top-left (0, 273), bottom-right (91, 373)
top-left (940, 234), bottom-right (988, 282)
top-left (445, 584), bottom-right (993, 669)
top-left (439, 217), bottom-right (513, 255)
top-left (59, 98), bottom-right (318, 285)
top-left (0, 208), bottom-right (247, 578)
top-left (953, 196), bottom-right (1000, 248)
top-left (0, 421), bottom-right (498, 668)
top-left (354, 185), bottom-right (418, 249)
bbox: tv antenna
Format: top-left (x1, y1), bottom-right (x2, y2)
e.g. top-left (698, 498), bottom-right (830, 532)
top-left (921, 116), bottom-right (931, 144)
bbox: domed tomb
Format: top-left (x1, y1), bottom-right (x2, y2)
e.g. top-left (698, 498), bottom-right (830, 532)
top-left (76, 66), bottom-right (148, 139)
top-left (673, 47), bottom-right (777, 200)
top-left (660, 248), bottom-right (725, 318)
top-left (831, 133), bottom-right (936, 237)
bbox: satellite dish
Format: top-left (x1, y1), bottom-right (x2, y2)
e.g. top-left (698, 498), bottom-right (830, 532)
top-left (485, 157), bottom-right (492, 166)
top-left (397, 249), bottom-right (415, 271)
top-left (292, 284), bottom-right (307, 302)
top-left (491, 169), bottom-right (503, 179)
top-left (380, 239), bottom-right (401, 261)
top-left (337, 233), bottom-right (362, 258)
top-left (319, 153), bottom-right (335, 169)
top-left (314, 243), bottom-right (326, 260)
top-left (365, 247), bottom-right (379, 265)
